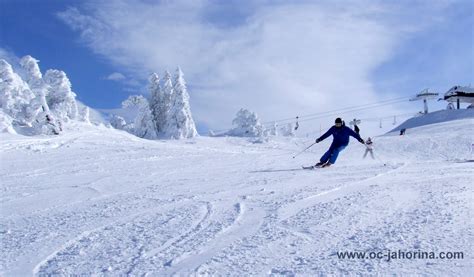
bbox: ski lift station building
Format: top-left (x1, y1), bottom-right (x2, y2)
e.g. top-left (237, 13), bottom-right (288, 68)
top-left (440, 85), bottom-right (474, 109)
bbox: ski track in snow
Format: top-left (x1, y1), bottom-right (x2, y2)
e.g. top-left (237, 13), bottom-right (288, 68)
top-left (1, 120), bottom-right (473, 275)
top-left (277, 162), bottom-right (407, 222)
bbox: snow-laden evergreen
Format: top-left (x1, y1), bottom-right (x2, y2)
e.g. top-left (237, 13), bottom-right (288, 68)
top-left (19, 56), bottom-right (56, 133)
top-left (2, 57), bottom-right (55, 134)
top-left (162, 71), bottom-right (174, 123)
top-left (148, 73), bottom-right (165, 134)
top-left (44, 69), bottom-right (79, 122)
top-left (0, 59), bottom-right (35, 126)
top-left (111, 68), bottom-right (198, 140)
top-left (0, 110), bottom-right (16, 134)
top-left (228, 108), bottom-right (265, 137)
top-left (19, 56), bottom-right (44, 89)
top-left (122, 95), bottom-right (157, 139)
top-left (19, 55), bottom-right (51, 115)
top-left (110, 114), bottom-right (127, 130)
top-left (0, 56), bottom-right (89, 135)
top-left (269, 122), bottom-right (279, 136)
top-left (281, 123), bottom-right (295, 137)
top-left (80, 106), bottom-right (91, 124)
top-left (165, 67), bottom-right (198, 139)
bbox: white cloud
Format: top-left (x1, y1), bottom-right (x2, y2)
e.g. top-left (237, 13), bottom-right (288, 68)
top-left (57, 0), bottom-right (456, 135)
top-left (105, 72), bottom-right (126, 81)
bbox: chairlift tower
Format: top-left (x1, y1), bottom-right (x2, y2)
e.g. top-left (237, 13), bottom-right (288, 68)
top-left (409, 89), bottom-right (439, 114)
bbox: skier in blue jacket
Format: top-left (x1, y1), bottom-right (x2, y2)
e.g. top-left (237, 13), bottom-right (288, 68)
top-left (314, 117), bottom-right (365, 167)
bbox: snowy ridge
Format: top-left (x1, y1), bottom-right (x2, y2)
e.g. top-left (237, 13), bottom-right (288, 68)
top-left (1, 118), bottom-right (473, 275)
top-left (388, 109), bottom-right (474, 133)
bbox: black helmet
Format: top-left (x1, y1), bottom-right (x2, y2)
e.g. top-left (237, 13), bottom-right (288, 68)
top-left (335, 118), bottom-right (343, 124)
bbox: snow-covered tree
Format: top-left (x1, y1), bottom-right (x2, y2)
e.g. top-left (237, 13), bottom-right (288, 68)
top-left (157, 71), bottom-right (173, 136)
top-left (110, 114), bottom-right (126, 130)
top-left (1, 55), bottom-right (91, 134)
top-left (44, 69), bottom-right (79, 121)
top-left (253, 124), bottom-right (268, 143)
top-left (269, 122), bottom-right (279, 136)
top-left (80, 106), bottom-right (91, 124)
top-left (148, 73), bottom-right (166, 134)
top-left (112, 67), bottom-right (198, 140)
top-left (0, 110), bottom-right (16, 134)
top-left (0, 59), bottom-right (35, 125)
top-left (281, 123), bottom-right (295, 137)
top-left (164, 67), bottom-right (198, 139)
top-left (229, 108), bottom-right (264, 137)
top-left (19, 56), bottom-right (49, 113)
top-left (19, 55), bottom-right (61, 134)
top-left (19, 56), bottom-right (43, 86)
top-left (122, 95), bottom-right (157, 139)
top-left (162, 71), bottom-right (173, 114)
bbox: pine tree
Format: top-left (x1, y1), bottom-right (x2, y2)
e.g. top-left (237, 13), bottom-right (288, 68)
top-left (282, 123), bottom-right (295, 137)
top-left (161, 71), bottom-right (174, 136)
top-left (148, 73), bottom-right (165, 134)
top-left (80, 106), bottom-right (90, 124)
top-left (20, 55), bottom-right (60, 134)
top-left (44, 69), bottom-right (79, 121)
top-left (0, 59), bottom-right (35, 125)
top-left (1, 56), bottom-right (91, 134)
top-left (110, 114), bottom-right (126, 130)
top-left (122, 95), bottom-right (157, 139)
top-left (229, 108), bottom-right (264, 137)
top-left (0, 110), bottom-right (16, 134)
top-left (165, 67), bottom-right (198, 139)
top-left (270, 122), bottom-right (279, 136)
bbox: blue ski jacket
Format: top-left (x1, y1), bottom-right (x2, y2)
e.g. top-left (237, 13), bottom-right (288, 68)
top-left (317, 125), bottom-right (364, 147)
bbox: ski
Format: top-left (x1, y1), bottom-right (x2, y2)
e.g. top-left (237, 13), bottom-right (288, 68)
top-left (302, 163), bottom-right (332, 170)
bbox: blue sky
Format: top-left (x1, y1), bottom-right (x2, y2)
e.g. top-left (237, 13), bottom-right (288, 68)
top-left (1, 0), bottom-right (472, 135)
top-left (0, 0), bottom-right (131, 108)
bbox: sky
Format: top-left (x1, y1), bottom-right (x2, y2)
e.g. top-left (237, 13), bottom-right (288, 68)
top-left (1, 0), bottom-right (473, 136)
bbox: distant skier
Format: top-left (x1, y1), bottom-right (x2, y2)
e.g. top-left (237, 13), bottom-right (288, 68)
top-left (313, 118), bottom-right (365, 168)
top-left (363, 137), bottom-right (374, 159)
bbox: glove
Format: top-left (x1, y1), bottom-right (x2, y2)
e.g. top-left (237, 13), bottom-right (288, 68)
top-left (316, 138), bottom-right (321, 143)
top-left (359, 139), bottom-right (365, 144)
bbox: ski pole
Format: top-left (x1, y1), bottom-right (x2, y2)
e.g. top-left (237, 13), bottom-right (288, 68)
top-left (292, 142), bottom-right (316, 158)
top-left (373, 151), bottom-right (387, 166)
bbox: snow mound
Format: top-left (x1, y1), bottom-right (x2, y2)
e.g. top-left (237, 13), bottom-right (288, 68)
top-left (375, 118), bottom-right (473, 161)
top-left (0, 110), bottom-right (16, 134)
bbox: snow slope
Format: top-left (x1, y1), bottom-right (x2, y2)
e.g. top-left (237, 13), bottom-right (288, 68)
top-left (389, 109), bottom-right (474, 133)
top-left (1, 119), bottom-right (473, 275)
top-left (76, 100), bottom-right (108, 125)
